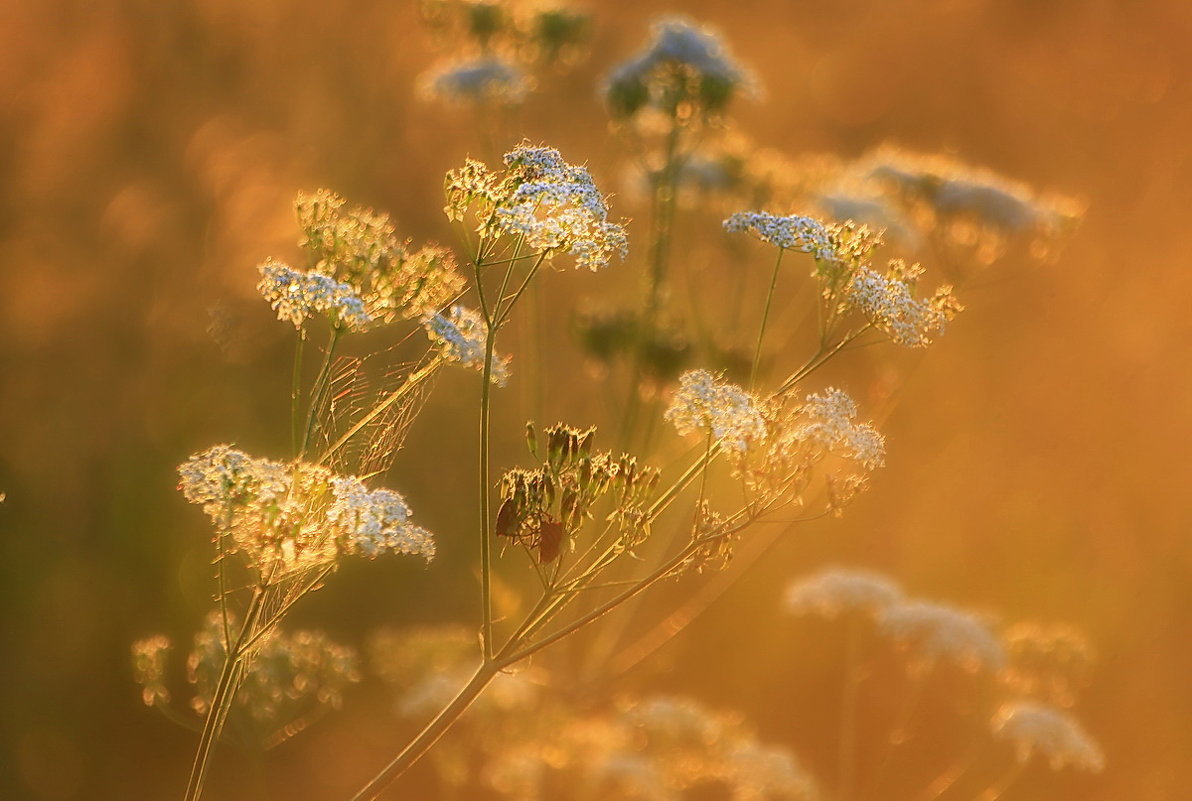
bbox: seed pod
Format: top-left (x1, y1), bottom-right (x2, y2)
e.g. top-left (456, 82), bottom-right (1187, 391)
top-left (525, 421), bottom-right (538, 457)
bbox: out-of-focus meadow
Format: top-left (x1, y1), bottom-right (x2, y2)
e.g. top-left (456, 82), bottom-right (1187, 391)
top-left (1, 1), bottom-right (1190, 799)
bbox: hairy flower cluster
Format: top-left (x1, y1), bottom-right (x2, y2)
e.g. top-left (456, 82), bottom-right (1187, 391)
top-left (603, 16), bottom-right (757, 118)
top-left (178, 445), bottom-right (435, 576)
top-left (991, 701), bottom-right (1105, 772)
top-left (445, 144), bottom-right (628, 271)
top-left (722, 211), bottom-right (836, 260)
top-left (423, 304), bottom-right (510, 386)
top-left (664, 370), bottom-right (765, 454)
top-left (845, 260), bottom-right (961, 347)
top-left (295, 190), bottom-right (465, 325)
top-left (879, 600), bottom-right (1006, 673)
top-left (421, 57), bottom-right (533, 104)
top-left (793, 389), bottom-right (886, 470)
top-left (1001, 622), bottom-right (1095, 707)
top-left (257, 259), bottom-right (373, 331)
top-left (785, 567), bottom-right (904, 619)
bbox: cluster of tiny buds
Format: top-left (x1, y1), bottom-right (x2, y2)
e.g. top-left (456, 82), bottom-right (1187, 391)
top-left (496, 423), bottom-right (660, 563)
top-left (257, 258), bottom-right (372, 332)
top-left (664, 369), bottom-right (766, 454)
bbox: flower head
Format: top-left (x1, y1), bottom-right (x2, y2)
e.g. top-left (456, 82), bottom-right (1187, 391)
top-left (445, 144), bottom-right (628, 271)
top-left (257, 259), bottom-right (372, 331)
top-left (603, 16), bottom-right (757, 118)
top-left (178, 445), bottom-right (435, 577)
top-left (845, 260), bottom-right (961, 347)
top-left (991, 701), bottom-right (1105, 772)
top-left (664, 370), bottom-right (765, 454)
top-left (786, 567), bottom-right (903, 618)
top-left (421, 57), bottom-right (533, 105)
top-left (879, 599), bottom-right (1006, 672)
top-left (794, 388), bottom-right (885, 470)
top-left (424, 304), bottom-right (510, 386)
top-left (723, 211), bottom-right (836, 259)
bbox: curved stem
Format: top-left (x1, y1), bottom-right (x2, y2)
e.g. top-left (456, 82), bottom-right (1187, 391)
top-left (348, 660), bottom-right (502, 801)
top-left (184, 588), bottom-right (265, 801)
top-left (751, 248), bottom-right (785, 390)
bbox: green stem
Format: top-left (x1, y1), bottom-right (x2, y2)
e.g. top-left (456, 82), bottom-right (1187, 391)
top-left (290, 333), bottom-right (305, 456)
top-left (751, 247), bottom-right (785, 390)
top-left (184, 588), bottom-right (265, 801)
top-left (478, 329), bottom-right (497, 661)
top-left (299, 326), bottom-right (343, 457)
top-left (348, 660), bottom-right (503, 801)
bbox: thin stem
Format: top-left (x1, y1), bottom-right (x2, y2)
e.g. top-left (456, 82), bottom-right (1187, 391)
top-left (299, 326), bottom-right (343, 457)
top-left (495, 253), bottom-right (547, 328)
top-left (975, 762), bottom-right (1025, 801)
top-left (348, 660), bottom-right (502, 801)
top-left (478, 330), bottom-right (497, 661)
top-left (184, 588), bottom-right (265, 801)
top-left (290, 333), bottom-right (305, 456)
top-left (751, 247), bottom-right (785, 390)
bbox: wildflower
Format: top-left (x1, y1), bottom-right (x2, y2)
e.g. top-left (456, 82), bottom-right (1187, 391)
top-left (603, 16), bottom-right (757, 118)
top-left (844, 260), bottom-right (961, 348)
top-left (723, 211), bottom-right (836, 259)
top-left (327, 477), bottom-right (436, 559)
top-left (423, 304), bottom-right (510, 386)
top-left (178, 445), bottom-right (435, 576)
top-left (256, 259), bottom-right (373, 332)
top-left (879, 600), bottom-right (1006, 672)
top-left (421, 57), bottom-right (533, 104)
top-left (499, 144), bottom-right (629, 271)
top-left (991, 701), bottom-right (1105, 772)
top-left (665, 369), bottom-right (765, 454)
top-left (445, 144), bottom-right (628, 271)
top-left (785, 567), bottom-right (903, 618)
top-left (295, 190), bottom-right (465, 323)
top-left (794, 388), bottom-right (885, 469)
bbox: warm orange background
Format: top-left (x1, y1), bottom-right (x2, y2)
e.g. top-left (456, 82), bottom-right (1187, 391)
top-left (1, 1), bottom-right (1189, 799)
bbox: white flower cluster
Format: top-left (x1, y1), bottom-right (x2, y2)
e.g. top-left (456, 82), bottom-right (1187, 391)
top-left (722, 211), bottom-right (836, 260)
top-left (794, 389), bottom-right (886, 470)
top-left (497, 144), bottom-right (629, 271)
top-left (423, 304), bottom-right (510, 386)
top-left (785, 567), bottom-right (904, 618)
top-left (879, 600), bottom-right (1006, 673)
top-left (178, 445), bottom-right (435, 573)
top-left (991, 700), bottom-right (1105, 772)
top-left (256, 259), bottom-right (373, 331)
top-left (664, 369), bottom-right (766, 454)
top-left (603, 16), bottom-right (757, 117)
top-left (422, 57), bottom-right (532, 105)
top-left (843, 259), bottom-right (961, 348)
top-left (327, 476), bottom-right (436, 559)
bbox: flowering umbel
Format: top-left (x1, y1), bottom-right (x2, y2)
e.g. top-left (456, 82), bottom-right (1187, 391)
top-left (444, 143), bottom-right (628, 271)
top-left (178, 445), bottom-right (435, 578)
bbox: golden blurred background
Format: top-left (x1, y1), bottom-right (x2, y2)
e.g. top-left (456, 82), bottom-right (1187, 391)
top-left (1, 0), bottom-right (1190, 799)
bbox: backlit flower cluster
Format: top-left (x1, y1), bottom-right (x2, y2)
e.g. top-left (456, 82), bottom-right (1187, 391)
top-left (664, 369), bottom-right (765, 454)
top-left (421, 57), bottom-right (533, 105)
top-left (785, 567), bottom-right (903, 618)
top-left (991, 701), bottom-right (1105, 772)
top-left (424, 304), bottom-right (510, 385)
top-left (445, 144), bottom-right (628, 271)
top-left (178, 445), bottom-right (435, 577)
top-left (603, 16), bottom-right (757, 119)
top-left (257, 259), bottom-right (373, 332)
top-left (879, 600), bottom-right (1006, 673)
top-left (846, 260), bottom-right (961, 347)
top-left (722, 212), bottom-right (836, 260)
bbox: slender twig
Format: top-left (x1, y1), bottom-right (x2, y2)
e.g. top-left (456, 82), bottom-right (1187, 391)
top-left (751, 247), bottom-right (785, 390)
